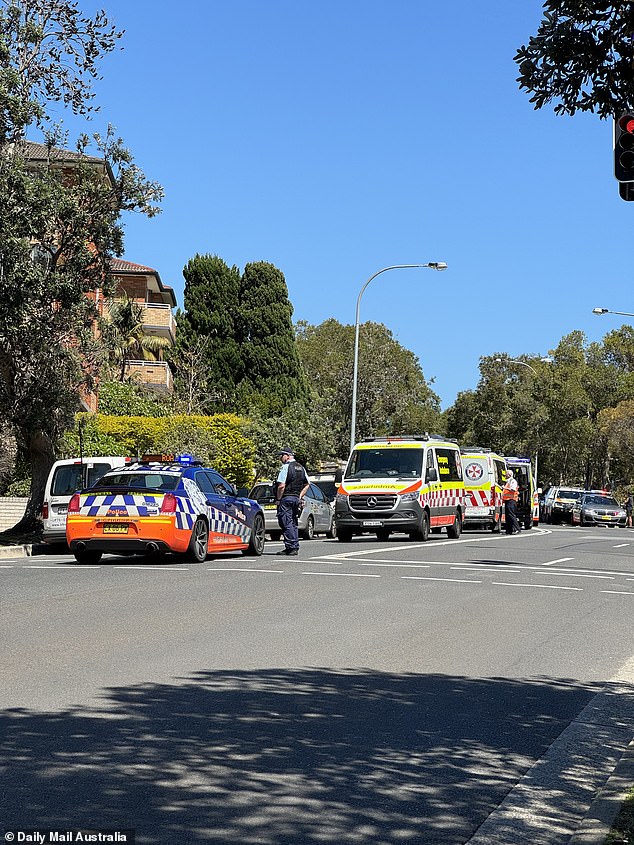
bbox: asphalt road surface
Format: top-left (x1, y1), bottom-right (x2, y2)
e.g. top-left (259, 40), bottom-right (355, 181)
top-left (1, 524), bottom-right (634, 844)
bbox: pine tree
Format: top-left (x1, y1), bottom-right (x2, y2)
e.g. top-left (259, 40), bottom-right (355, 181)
top-left (237, 261), bottom-right (308, 414)
top-left (179, 254), bottom-right (242, 409)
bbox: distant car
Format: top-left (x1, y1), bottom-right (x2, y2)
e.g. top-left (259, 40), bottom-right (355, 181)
top-left (571, 493), bottom-right (626, 527)
top-left (249, 481), bottom-right (337, 540)
top-left (542, 486), bottom-right (585, 524)
top-left (66, 455), bottom-right (265, 564)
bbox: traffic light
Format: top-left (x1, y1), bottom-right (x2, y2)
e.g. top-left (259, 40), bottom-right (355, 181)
top-left (614, 112), bottom-right (634, 183)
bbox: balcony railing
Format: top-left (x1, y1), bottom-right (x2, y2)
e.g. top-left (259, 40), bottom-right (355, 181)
top-left (124, 360), bottom-right (173, 392)
top-left (140, 302), bottom-right (176, 341)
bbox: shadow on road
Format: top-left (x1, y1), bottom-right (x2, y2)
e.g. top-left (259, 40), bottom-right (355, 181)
top-left (0, 669), bottom-right (604, 844)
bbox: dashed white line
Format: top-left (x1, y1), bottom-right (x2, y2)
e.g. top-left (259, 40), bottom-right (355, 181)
top-left (402, 576), bottom-right (482, 584)
top-left (601, 590), bottom-right (634, 596)
top-left (493, 582), bottom-right (582, 591)
top-left (207, 568), bottom-right (284, 573)
top-left (302, 571), bottom-right (381, 578)
top-left (541, 557), bottom-right (574, 566)
top-left (613, 543), bottom-right (630, 548)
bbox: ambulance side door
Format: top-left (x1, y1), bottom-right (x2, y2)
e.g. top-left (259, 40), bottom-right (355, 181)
top-left (424, 447), bottom-right (442, 522)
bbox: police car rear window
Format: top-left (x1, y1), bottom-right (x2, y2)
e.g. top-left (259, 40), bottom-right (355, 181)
top-left (93, 472), bottom-right (179, 492)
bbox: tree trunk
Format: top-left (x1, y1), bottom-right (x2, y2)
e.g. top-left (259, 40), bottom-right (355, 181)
top-left (5, 429), bottom-right (55, 535)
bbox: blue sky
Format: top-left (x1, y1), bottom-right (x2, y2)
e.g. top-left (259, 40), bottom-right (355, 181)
top-left (53, 0), bottom-right (632, 408)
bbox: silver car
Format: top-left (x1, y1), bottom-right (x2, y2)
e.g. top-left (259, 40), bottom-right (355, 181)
top-left (249, 481), bottom-right (337, 540)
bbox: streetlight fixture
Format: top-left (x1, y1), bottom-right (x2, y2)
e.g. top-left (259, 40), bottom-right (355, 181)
top-left (592, 307), bottom-right (634, 317)
top-left (350, 262), bottom-right (448, 452)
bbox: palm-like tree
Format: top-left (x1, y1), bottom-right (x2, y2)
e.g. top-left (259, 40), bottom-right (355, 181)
top-left (101, 294), bottom-right (171, 381)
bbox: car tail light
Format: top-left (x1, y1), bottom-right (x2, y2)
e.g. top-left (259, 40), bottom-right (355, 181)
top-left (42, 502), bottom-right (49, 520)
top-left (160, 493), bottom-right (177, 514)
top-left (68, 494), bottom-right (81, 514)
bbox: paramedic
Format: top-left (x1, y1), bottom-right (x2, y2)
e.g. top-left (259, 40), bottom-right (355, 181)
top-left (503, 469), bottom-right (521, 535)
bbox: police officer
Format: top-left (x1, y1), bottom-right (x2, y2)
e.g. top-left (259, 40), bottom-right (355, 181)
top-left (275, 447), bottom-right (310, 556)
top-left (503, 468), bottom-right (521, 535)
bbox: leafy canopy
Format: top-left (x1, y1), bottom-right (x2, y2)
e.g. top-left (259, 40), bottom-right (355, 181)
top-left (515, 1), bottom-right (634, 117)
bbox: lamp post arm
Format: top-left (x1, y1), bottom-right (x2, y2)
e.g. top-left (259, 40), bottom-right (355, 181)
top-left (350, 264), bottom-right (429, 454)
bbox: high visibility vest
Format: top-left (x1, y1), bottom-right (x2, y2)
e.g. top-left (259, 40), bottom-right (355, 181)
top-left (502, 482), bottom-right (519, 502)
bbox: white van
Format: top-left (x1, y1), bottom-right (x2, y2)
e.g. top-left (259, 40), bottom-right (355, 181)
top-left (334, 435), bottom-right (466, 542)
top-left (42, 456), bottom-right (132, 544)
top-left (461, 448), bottom-right (507, 532)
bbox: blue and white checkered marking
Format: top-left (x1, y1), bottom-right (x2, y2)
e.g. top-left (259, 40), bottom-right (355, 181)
top-left (80, 493), bottom-right (162, 517)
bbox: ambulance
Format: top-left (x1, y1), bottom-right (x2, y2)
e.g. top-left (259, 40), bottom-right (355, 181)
top-left (504, 455), bottom-right (539, 529)
top-left (460, 448), bottom-right (507, 532)
top-left (334, 435), bottom-right (466, 542)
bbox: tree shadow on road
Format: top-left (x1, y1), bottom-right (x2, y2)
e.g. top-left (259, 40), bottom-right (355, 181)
top-left (0, 669), bottom-right (620, 844)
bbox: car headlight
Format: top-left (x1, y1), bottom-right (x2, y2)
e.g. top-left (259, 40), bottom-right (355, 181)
top-left (400, 492), bottom-right (420, 503)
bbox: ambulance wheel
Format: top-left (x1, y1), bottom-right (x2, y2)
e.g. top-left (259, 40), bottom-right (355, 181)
top-left (431, 527), bottom-right (442, 534)
top-left (269, 531), bottom-right (282, 541)
top-left (243, 513), bottom-right (265, 556)
top-left (492, 514), bottom-right (501, 533)
top-left (185, 518), bottom-right (208, 562)
top-left (447, 511), bottom-right (462, 539)
top-left (73, 549), bottom-right (102, 565)
top-left (337, 529), bottom-right (353, 542)
top-left (410, 511), bottom-right (430, 542)
top-left (376, 529), bottom-right (390, 542)
top-left (524, 516), bottom-right (532, 530)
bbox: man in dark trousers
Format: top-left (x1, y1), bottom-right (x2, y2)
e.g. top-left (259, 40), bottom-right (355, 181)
top-left (275, 447), bottom-right (310, 556)
top-left (502, 468), bottom-right (521, 535)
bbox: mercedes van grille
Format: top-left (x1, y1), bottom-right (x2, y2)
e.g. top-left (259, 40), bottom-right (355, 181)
top-left (349, 493), bottom-right (397, 510)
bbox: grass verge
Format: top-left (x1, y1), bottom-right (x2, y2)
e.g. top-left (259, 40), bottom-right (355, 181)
top-left (605, 785), bottom-right (634, 844)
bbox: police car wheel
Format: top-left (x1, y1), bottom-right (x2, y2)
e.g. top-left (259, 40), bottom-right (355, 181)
top-left (185, 518), bottom-right (208, 562)
top-left (243, 513), bottom-right (265, 556)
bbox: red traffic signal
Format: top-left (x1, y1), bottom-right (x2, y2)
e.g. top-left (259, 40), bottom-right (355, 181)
top-left (615, 112), bottom-right (634, 182)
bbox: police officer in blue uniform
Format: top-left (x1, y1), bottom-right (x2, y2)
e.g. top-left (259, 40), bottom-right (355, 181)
top-left (275, 447), bottom-right (310, 556)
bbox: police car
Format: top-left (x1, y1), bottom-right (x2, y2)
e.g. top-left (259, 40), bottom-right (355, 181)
top-left (66, 454), bottom-right (265, 564)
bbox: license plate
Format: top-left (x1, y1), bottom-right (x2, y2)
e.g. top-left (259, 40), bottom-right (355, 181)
top-left (103, 523), bottom-right (129, 534)
top-left (601, 515), bottom-right (612, 520)
top-left (363, 520), bottom-right (383, 526)
top-left (264, 504), bottom-right (277, 510)
top-left (57, 507), bottom-right (68, 515)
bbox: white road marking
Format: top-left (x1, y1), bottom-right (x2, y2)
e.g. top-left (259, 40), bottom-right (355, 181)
top-left (537, 572), bottom-right (614, 580)
top-left (207, 568), bottom-right (284, 573)
top-left (359, 562), bottom-right (430, 569)
top-left (613, 543), bottom-right (630, 548)
top-left (113, 566), bottom-right (188, 571)
top-left (301, 571), bottom-right (381, 578)
top-left (601, 590), bottom-right (634, 596)
top-left (451, 567), bottom-right (526, 574)
top-left (493, 582), bottom-right (582, 591)
top-left (402, 576), bottom-right (482, 584)
top-left (320, 528), bottom-right (551, 560)
top-left (541, 557), bottom-right (574, 566)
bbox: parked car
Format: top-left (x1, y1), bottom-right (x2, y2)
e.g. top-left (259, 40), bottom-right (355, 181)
top-left (66, 455), bottom-right (265, 564)
top-left (542, 486), bottom-right (585, 524)
top-left (42, 456), bottom-right (133, 545)
top-left (571, 492), bottom-right (626, 527)
top-left (249, 481), bottom-right (337, 540)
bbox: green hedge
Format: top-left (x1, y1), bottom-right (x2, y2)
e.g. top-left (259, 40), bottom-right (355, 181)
top-left (61, 413), bottom-right (255, 487)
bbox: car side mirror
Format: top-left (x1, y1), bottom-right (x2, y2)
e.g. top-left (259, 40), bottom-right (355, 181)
top-left (426, 468), bottom-right (438, 483)
top-left (334, 468), bottom-right (343, 484)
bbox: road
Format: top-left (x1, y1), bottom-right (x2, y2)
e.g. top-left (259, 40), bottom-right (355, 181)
top-left (1, 525), bottom-right (634, 844)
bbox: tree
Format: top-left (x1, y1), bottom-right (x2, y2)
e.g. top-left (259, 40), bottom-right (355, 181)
top-left (178, 254), bottom-right (242, 410)
top-left (515, 2), bottom-right (634, 117)
top-left (0, 0), bottom-right (163, 533)
top-left (236, 261), bottom-right (309, 415)
top-left (100, 293), bottom-right (170, 381)
top-left (296, 318), bottom-right (442, 457)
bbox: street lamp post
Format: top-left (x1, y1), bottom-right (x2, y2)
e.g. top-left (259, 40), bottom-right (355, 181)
top-left (592, 307), bottom-right (634, 318)
top-left (350, 262), bottom-right (447, 453)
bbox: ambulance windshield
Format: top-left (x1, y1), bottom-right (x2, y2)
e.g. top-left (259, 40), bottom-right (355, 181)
top-left (346, 448), bottom-right (423, 479)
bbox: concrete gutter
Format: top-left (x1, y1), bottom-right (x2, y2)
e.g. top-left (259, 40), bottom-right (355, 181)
top-left (0, 544), bottom-right (33, 559)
